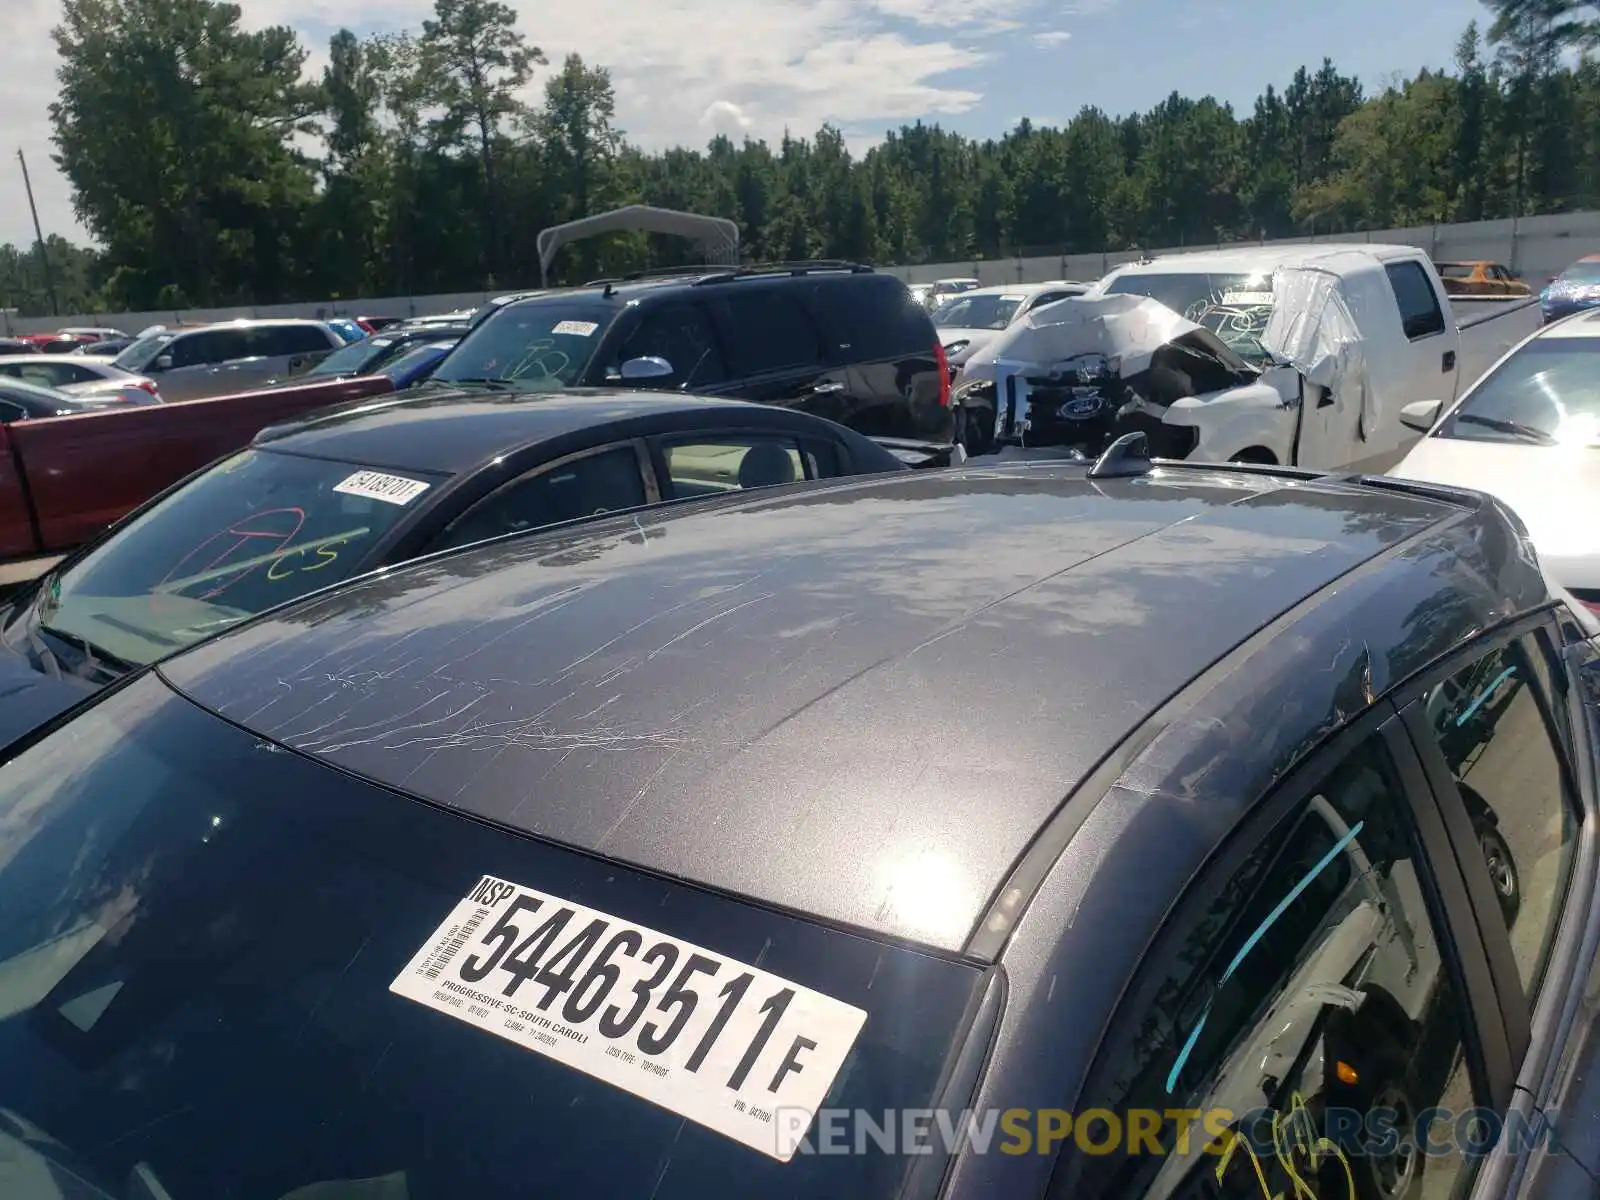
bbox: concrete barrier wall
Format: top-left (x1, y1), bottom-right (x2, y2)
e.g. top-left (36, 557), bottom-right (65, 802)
top-left (8, 211), bottom-right (1599, 334)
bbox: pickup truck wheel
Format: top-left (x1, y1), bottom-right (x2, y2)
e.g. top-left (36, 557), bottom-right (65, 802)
top-left (1230, 447), bottom-right (1277, 465)
top-left (1477, 824), bottom-right (1521, 925)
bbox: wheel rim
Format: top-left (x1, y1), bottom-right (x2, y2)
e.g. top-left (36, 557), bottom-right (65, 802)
top-left (1481, 833), bottom-right (1516, 898)
top-left (1368, 1084), bottom-right (1418, 1198)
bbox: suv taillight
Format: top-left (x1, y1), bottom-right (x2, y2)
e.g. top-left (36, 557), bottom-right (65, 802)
top-left (933, 341), bottom-right (952, 407)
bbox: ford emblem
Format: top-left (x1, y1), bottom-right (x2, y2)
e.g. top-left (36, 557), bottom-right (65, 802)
top-left (1057, 393), bottom-right (1107, 420)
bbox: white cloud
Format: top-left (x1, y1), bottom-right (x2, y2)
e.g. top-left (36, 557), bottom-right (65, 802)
top-left (1032, 29), bottom-right (1073, 46)
top-left (2, 0), bottom-right (1090, 248)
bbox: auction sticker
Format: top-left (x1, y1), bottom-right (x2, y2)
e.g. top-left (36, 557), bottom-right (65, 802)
top-left (333, 470), bottom-right (432, 506)
top-left (552, 320), bottom-right (599, 337)
top-left (1220, 290), bottom-right (1274, 306)
top-left (391, 875), bottom-right (869, 1161)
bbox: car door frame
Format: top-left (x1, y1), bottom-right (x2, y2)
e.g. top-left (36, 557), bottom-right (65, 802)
top-left (388, 438), bottom-right (664, 559)
top-left (1015, 699), bottom-right (1517, 1200)
top-left (1386, 608), bottom-right (1600, 1195)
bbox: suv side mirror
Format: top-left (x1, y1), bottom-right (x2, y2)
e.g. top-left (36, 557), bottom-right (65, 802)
top-left (1400, 399), bottom-right (1442, 433)
top-left (151, 355), bottom-right (173, 371)
top-left (618, 356), bottom-right (674, 382)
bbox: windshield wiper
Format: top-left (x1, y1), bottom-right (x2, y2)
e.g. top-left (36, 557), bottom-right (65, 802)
top-left (38, 624), bottom-right (139, 679)
top-left (439, 377), bottom-right (513, 391)
top-left (1454, 413), bottom-right (1557, 445)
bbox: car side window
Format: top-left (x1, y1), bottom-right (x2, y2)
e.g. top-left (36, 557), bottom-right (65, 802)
top-left (614, 304), bottom-right (725, 389)
top-left (264, 325), bottom-right (340, 356)
top-left (428, 446), bottom-right (649, 553)
top-left (1385, 262), bottom-right (1448, 340)
top-left (1420, 636), bottom-right (1579, 1003)
top-left (1058, 733), bottom-right (1490, 1200)
top-left (172, 330), bottom-right (248, 368)
top-left (713, 291), bottom-right (826, 376)
top-left (12, 363), bottom-right (68, 388)
top-left (0, 399), bottom-right (30, 422)
top-left (659, 436), bottom-right (808, 499)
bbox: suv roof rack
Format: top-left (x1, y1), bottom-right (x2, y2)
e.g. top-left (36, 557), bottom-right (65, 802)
top-left (582, 265), bottom-right (726, 286)
top-left (692, 260), bottom-right (874, 286)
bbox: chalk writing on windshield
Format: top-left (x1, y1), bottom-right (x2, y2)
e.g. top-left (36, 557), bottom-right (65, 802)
top-left (1214, 1092), bottom-right (1357, 1200)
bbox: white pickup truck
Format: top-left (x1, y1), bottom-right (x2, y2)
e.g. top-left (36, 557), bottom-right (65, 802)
top-left (957, 243), bottom-right (1543, 471)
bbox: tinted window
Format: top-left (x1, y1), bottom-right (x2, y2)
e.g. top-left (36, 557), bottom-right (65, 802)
top-left (812, 277), bottom-right (935, 360)
top-left (1031, 289), bottom-right (1080, 309)
top-left (1423, 637), bottom-right (1578, 1001)
top-left (431, 446), bottom-right (648, 552)
top-left (379, 341), bottom-right (454, 383)
top-left (1386, 261), bottom-right (1447, 339)
top-left (615, 303), bottom-right (726, 388)
top-left (1439, 264), bottom-right (1476, 279)
top-left (171, 329), bottom-right (252, 368)
top-left (256, 325), bottom-right (338, 356)
top-left (661, 436), bottom-right (807, 499)
top-left (0, 676), bottom-right (986, 1200)
top-left (8, 361), bottom-right (96, 387)
top-left (715, 291), bottom-right (824, 376)
top-left (0, 399), bottom-right (29, 422)
top-left (1436, 338), bottom-right (1600, 446)
top-left (1060, 735), bottom-right (1488, 1200)
top-left (434, 300), bottom-right (617, 389)
top-left (37, 449), bottom-right (443, 668)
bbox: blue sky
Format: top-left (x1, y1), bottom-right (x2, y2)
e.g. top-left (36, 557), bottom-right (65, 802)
top-left (5, 0), bottom-right (1496, 247)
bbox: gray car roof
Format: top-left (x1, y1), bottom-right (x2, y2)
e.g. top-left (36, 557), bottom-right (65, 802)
top-left (160, 461), bottom-right (1466, 952)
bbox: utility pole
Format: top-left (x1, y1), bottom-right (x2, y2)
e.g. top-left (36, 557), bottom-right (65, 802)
top-left (17, 149), bottom-right (59, 317)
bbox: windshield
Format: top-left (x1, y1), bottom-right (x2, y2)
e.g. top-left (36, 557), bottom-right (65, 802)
top-left (1558, 260), bottom-right (1600, 285)
top-left (1437, 338), bottom-right (1600, 446)
top-left (433, 301), bottom-right (615, 389)
top-left (0, 674), bottom-right (986, 1199)
top-left (112, 331), bottom-right (176, 372)
top-left (1105, 270), bottom-right (1275, 364)
top-left (307, 335), bottom-right (398, 378)
top-left (36, 448), bottom-right (444, 668)
top-left (933, 294), bottom-right (1023, 330)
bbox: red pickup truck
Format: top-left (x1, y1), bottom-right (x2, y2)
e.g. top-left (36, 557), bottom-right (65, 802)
top-left (0, 375), bottom-right (394, 572)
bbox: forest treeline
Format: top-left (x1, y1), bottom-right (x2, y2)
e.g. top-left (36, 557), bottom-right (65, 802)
top-left (4, 0), bottom-right (1599, 315)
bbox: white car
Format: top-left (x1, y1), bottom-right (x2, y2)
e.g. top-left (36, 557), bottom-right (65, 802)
top-left (1388, 308), bottom-right (1600, 609)
top-left (0, 354), bottom-right (161, 405)
top-left (932, 281), bottom-right (1089, 367)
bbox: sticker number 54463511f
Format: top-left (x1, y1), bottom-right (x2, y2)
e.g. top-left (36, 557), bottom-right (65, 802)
top-left (391, 875), bottom-right (869, 1161)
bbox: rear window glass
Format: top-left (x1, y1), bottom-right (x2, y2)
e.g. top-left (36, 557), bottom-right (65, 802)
top-left (433, 300), bottom-right (617, 389)
top-left (0, 677), bottom-right (987, 1199)
top-left (36, 448), bottom-right (445, 668)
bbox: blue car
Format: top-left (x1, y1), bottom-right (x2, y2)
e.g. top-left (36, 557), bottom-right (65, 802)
top-left (325, 317), bottom-right (367, 343)
top-left (1540, 254), bottom-right (1600, 323)
top-left (377, 338), bottom-right (457, 388)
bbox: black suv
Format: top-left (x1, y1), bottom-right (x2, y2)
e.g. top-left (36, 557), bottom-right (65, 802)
top-left (421, 262), bottom-right (954, 442)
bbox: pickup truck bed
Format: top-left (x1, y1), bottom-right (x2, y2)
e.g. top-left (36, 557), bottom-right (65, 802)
top-left (0, 375), bottom-right (395, 569)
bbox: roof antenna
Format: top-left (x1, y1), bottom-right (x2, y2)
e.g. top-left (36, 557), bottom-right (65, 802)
top-left (1087, 431), bottom-right (1155, 479)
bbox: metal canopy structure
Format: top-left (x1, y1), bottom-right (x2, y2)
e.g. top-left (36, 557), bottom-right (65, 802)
top-left (536, 205), bottom-right (741, 285)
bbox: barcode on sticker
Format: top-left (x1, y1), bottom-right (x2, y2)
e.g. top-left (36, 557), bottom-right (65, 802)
top-left (423, 906), bottom-right (490, 979)
top-left (333, 470), bottom-right (432, 506)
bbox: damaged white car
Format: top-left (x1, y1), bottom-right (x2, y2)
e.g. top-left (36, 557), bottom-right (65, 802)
top-left (954, 243), bottom-right (1541, 470)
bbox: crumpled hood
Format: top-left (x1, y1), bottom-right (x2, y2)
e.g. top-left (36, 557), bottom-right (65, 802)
top-left (1390, 435), bottom-right (1600, 590)
top-left (961, 293), bottom-right (1234, 383)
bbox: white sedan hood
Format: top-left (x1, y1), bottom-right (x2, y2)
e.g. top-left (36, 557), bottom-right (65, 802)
top-left (1390, 435), bottom-right (1600, 589)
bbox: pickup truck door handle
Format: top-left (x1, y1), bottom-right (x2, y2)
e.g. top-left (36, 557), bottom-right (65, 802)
top-left (1442, 350), bottom-right (1457, 373)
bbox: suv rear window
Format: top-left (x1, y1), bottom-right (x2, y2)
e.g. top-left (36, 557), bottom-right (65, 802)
top-left (0, 677), bottom-right (987, 1200)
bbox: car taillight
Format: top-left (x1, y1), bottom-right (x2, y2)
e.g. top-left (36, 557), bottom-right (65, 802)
top-left (932, 341), bottom-right (952, 406)
top-left (134, 379), bottom-right (157, 393)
